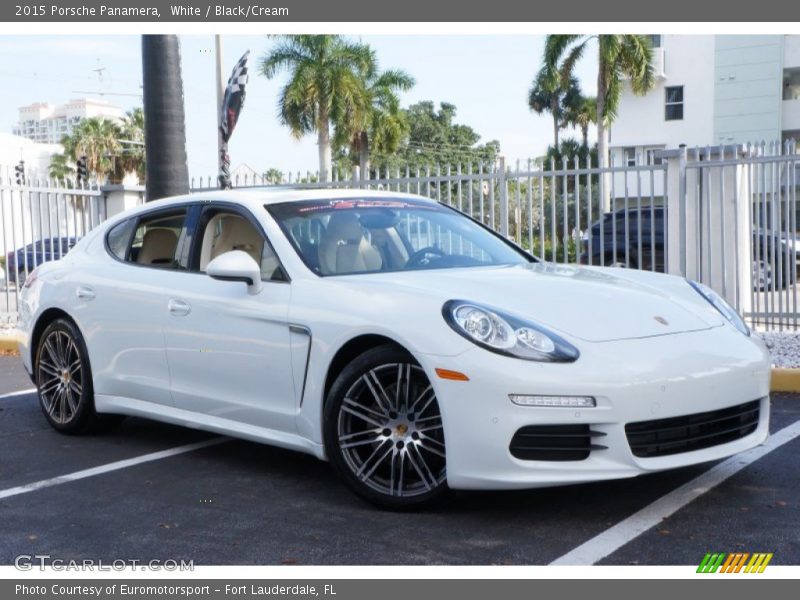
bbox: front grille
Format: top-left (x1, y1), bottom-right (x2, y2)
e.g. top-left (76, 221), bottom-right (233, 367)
top-left (509, 425), bottom-right (607, 461)
top-left (625, 400), bottom-right (761, 458)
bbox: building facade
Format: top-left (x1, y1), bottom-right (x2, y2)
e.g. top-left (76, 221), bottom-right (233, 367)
top-left (611, 35), bottom-right (800, 165)
top-left (608, 34), bottom-right (800, 201)
top-left (12, 98), bottom-right (125, 145)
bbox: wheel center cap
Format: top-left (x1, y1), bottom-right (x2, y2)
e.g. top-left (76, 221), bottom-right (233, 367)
top-left (60, 369), bottom-right (70, 384)
top-left (395, 423), bottom-right (408, 436)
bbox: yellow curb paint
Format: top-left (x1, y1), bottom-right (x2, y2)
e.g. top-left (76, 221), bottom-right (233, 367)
top-left (771, 368), bottom-right (800, 392)
top-left (0, 336), bottom-right (18, 352)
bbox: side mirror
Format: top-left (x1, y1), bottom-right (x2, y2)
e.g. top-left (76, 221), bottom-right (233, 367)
top-left (206, 250), bottom-right (263, 295)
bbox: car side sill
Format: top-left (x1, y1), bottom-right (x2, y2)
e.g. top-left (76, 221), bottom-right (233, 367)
top-left (94, 394), bottom-right (326, 460)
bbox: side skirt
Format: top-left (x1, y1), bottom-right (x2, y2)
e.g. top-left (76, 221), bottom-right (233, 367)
top-left (95, 394), bottom-right (326, 460)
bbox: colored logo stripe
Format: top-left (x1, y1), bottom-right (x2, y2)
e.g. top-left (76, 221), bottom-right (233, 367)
top-left (697, 552), bottom-right (773, 573)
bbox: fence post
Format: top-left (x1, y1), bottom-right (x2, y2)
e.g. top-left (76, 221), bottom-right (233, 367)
top-left (498, 155), bottom-right (508, 237)
top-left (664, 146), bottom-right (688, 277)
top-left (102, 185), bottom-right (146, 218)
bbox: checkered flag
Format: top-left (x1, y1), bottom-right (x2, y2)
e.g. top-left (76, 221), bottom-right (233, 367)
top-left (219, 50), bottom-right (249, 189)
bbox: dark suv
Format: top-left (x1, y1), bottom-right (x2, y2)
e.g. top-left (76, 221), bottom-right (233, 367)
top-left (579, 207), bottom-right (798, 290)
top-left (579, 206), bottom-right (665, 271)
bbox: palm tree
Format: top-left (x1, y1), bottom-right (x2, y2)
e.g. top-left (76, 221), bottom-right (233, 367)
top-left (529, 67), bottom-right (582, 149)
top-left (142, 35), bottom-right (189, 200)
top-left (528, 66), bottom-right (563, 148)
top-left (263, 167), bottom-right (284, 184)
top-left (48, 153), bottom-right (74, 183)
top-left (260, 35), bottom-right (376, 182)
top-left (117, 108), bottom-right (145, 183)
top-left (564, 95), bottom-right (597, 149)
top-left (545, 34), bottom-right (654, 209)
top-left (337, 68), bottom-right (415, 177)
top-left (68, 118), bottom-right (121, 183)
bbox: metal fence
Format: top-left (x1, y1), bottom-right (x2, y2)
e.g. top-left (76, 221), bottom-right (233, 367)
top-left (193, 157), bottom-right (669, 268)
top-left (674, 142), bottom-right (799, 330)
top-left (2, 142), bottom-right (798, 330)
top-left (1, 175), bottom-right (105, 322)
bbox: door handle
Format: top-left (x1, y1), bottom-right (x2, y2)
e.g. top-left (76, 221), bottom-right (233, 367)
top-left (76, 286), bottom-right (95, 300)
top-left (168, 298), bottom-right (191, 317)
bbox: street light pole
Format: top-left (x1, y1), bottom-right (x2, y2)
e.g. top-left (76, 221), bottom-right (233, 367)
top-left (215, 35), bottom-right (225, 186)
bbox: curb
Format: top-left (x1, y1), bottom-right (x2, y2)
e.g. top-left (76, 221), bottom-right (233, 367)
top-left (2, 330), bottom-right (800, 392)
top-left (0, 331), bottom-right (18, 353)
top-left (770, 368), bottom-right (800, 393)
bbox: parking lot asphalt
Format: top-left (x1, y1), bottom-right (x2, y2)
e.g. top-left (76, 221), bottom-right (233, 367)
top-left (0, 355), bottom-right (798, 566)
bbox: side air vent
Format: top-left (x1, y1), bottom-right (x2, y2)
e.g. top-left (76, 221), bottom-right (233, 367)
top-left (509, 424), bottom-right (607, 461)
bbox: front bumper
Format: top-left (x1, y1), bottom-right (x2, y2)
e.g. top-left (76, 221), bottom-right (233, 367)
top-left (419, 325), bottom-right (771, 490)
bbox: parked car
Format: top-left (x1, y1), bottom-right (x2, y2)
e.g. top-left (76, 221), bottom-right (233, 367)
top-left (579, 207), bottom-right (798, 289)
top-left (5, 237), bottom-right (78, 285)
top-left (17, 190), bottom-right (770, 509)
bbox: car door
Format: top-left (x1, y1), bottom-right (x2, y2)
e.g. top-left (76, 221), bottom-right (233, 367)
top-left (80, 206), bottom-right (190, 406)
top-left (163, 202), bottom-right (298, 433)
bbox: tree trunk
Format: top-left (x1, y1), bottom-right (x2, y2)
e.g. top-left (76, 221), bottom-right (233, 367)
top-left (317, 111), bottom-right (331, 183)
top-left (581, 124), bottom-right (589, 149)
top-left (358, 131), bottom-right (370, 180)
top-left (551, 97), bottom-right (560, 149)
top-left (141, 35), bottom-right (189, 201)
top-left (596, 63), bottom-right (611, 213)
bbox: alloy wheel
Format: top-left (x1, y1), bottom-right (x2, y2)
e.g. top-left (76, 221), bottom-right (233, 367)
top-left (37, 329), bottom-right (84, 425)
top-left (336, 362), bottom-right (446, 499)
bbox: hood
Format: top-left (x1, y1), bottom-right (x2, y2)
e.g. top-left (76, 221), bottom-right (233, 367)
top-left (345, 263), bottom-right (724, 343)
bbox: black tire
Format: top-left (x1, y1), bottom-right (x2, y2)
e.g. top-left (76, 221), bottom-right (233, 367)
top-left (35, 318), bottom-right (122, 434)
top-left (323, 344), bottom-right (449, 510)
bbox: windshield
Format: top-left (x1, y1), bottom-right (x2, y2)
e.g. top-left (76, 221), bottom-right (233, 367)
top-left (266, 197), bottom-right (532, 276)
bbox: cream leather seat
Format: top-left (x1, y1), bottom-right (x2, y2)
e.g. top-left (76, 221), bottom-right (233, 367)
top-left (200, 214), bottom-right (264, 270)
top-left (318, 213), bottom-right (382, 275)
top-left (137, 228), bottom-right (178, 266)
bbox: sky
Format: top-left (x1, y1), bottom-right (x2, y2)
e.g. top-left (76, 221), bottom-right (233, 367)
top-left (0, 34), bottom-right (599, 181)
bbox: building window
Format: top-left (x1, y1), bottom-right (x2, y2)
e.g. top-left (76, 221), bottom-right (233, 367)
top-left (648, 35), bottom-right (662, 49)
top-left (623, 147), bottom-right (637, 167)
top-left (644, 147), bottom-right (665, 166)
top-left (665, 86), bottom-right (684, 121)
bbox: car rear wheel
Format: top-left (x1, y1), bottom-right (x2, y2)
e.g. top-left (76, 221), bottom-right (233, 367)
top-left (324, 345), bottom-right (448, 510)
top-left (35, 318), bottom-right (121, 434)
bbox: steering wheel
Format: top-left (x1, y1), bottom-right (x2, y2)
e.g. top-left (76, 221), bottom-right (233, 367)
top-left (406, 246), bottom-right (446, 268)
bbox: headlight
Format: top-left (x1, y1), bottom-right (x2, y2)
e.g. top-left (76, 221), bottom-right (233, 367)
top-left (442, 300), bottom-right (579, 362)
top-left (687, 280), bottom-right (749, 336)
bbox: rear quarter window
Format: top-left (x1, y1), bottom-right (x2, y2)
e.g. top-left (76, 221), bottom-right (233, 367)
top-left (106, 219), bottom-right (136, 260)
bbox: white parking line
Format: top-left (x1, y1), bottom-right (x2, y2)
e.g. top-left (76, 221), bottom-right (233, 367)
top-left (551, 419), bottom-right (800, 565)
top-left (0, 387), bottom-right (36, 400)
top-left (0, 437), bottom-right (228, 501)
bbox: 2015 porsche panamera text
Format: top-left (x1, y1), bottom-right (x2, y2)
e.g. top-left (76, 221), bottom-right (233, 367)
top-left (16, 189), bottom-right (771, 509)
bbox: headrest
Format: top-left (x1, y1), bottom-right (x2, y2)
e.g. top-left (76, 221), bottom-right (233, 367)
top-left (325, 213), bottom-right (364, 243)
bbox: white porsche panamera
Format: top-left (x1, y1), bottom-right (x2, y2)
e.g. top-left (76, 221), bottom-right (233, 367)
top-left (17, 189), bottom-right (771, 509)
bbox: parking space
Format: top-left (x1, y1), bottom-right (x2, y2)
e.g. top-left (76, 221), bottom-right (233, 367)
top-left (0, 356), bottom-right (798, 566)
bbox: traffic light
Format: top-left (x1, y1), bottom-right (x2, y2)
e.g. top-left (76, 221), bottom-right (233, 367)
top-left (14, 160), bottom-right (25, 186)
top-left (76, 156), bottom-right (88, 185)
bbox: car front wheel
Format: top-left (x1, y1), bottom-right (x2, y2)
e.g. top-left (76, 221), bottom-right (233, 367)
top-left (324, 345), bottom-right (448, 510)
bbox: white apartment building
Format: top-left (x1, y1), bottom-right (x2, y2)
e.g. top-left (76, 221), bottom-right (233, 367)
top-left (609, 35), bottom-right (800, 199)
top-left (12, 98), bottom-right (125, 145)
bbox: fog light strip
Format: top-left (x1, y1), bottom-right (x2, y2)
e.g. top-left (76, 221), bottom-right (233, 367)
top-left (509, 394), bottom-right (596, 408)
